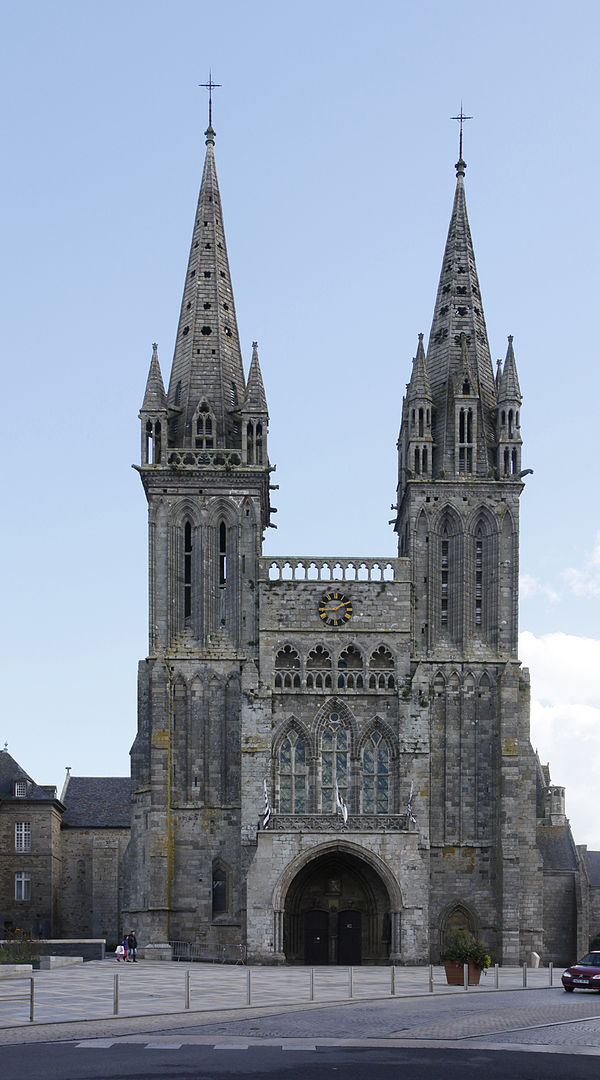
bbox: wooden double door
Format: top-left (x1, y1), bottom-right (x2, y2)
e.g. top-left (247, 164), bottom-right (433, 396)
top-left (304, 909), bottom-right (362, 965)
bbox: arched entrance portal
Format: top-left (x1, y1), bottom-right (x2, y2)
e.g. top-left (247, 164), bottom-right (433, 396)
top-left (284, 850), bottom-right (392, 965)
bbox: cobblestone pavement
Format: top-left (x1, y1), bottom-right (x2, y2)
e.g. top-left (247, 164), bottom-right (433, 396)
top-left (1, 960), bottom-right (600, 1056)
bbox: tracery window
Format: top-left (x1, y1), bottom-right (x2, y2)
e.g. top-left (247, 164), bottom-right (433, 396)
top-left (362, 732), bottom-right (390, 813)
top-left (194, 402), bottom-right (215, 449)
top-left (368, 646), bottom-right (395, 689)
top-left (337, 645), bottom-right (363, 689)
top-left (306, 646), bottom-right (332, 690)
top-left (321, 716), bottom-right (349, 812)
top-left (279, 732), bottom-right (307, 813)
top-left (274, 646), bottom-right (301, 689)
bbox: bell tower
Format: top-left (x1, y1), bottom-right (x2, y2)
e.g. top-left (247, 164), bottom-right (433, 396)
top-left (395, 146), bottom-right (542, 964)
top-left (125, 118), bottom-right (273, 946)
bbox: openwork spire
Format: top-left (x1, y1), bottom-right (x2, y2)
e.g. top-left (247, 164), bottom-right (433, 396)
top-left (425, 158), bottom-right (496, 475)
top-left (166, 125), bottom-right (246, 448)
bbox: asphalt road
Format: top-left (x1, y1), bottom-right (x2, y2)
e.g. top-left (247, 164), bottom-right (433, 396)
top-left (1, 1042), bottom-right (599, 1080)
top-left (3, 982), bottom-right (600, 1078)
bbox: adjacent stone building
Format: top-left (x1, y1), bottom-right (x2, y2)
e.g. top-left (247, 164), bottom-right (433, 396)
top-left (0, 750), bottom-right (129, 942)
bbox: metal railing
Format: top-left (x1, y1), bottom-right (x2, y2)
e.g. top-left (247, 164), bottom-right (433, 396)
top-left (169, 941), bottom-right (246, 964)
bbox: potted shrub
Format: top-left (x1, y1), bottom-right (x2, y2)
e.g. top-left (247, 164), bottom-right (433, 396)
top-left (442, 930), bottom-right (491, 986)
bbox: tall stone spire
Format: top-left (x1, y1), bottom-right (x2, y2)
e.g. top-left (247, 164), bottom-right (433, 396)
top-left (425, 156), bottom-right (496, 475)
top-left (166, 124), bottom-right (246, 448)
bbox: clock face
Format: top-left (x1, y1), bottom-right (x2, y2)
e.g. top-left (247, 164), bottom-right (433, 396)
top-left (318, 591), bottom-right (353, 627)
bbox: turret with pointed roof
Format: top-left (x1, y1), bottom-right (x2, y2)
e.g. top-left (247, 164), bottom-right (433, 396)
top-left (139, 343), bottom-right (167, 464)
top-left (497, 334), bottom-right (523, 478)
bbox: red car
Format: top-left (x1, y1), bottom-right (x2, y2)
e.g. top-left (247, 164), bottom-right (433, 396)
top-left (562, 952), bottom-right (600, 992)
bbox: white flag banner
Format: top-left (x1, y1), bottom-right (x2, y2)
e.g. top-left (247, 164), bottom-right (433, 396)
top-left (407, 781), bottom-right (417, 824)
top-left (335, 781), bottom-right (348, 824)
top-left (263, 779), bottom-right (271, 829)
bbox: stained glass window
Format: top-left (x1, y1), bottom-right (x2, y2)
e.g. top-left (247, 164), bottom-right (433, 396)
top-left (279, 733), bottom-right (307, 813)
top-left (362, 732), bottom-right (389, 813)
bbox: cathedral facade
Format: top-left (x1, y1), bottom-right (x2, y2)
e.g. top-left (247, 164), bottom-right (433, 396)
top-left (124, 123), bottom-right (547, 965)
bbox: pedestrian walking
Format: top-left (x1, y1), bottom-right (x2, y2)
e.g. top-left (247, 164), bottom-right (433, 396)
top-left (121, 934), bottom-right (130, 962)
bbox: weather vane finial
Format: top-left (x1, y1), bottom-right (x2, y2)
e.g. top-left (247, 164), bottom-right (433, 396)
top-left (199, 70), bottom-right (222, 129)
top-left (451, 104), bottom-right (473, 162)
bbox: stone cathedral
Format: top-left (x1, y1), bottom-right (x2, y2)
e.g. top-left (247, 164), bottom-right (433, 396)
top-left (123, 121), bottom-right (554, 966)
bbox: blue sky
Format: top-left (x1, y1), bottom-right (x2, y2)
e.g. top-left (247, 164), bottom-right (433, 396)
top-left (1, 0), bottom-right (599, 845)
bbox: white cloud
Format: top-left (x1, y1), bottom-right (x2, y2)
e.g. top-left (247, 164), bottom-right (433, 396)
top-left (562, 529), bottom-right (600, 598)
top-left (520, 574), bottom-right (560, 603)
top-left (520, 630), bottom-right (600, 850)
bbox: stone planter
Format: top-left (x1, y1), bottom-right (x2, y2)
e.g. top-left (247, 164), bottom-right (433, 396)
top-left (444, 960), bottom-right (482, 986)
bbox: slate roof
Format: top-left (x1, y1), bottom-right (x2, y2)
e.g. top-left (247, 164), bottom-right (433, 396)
top-left (586, 851), bottom-right (600, 887)
top-left (537, 823), bottom-right (578, 871)
top-left (61, 777), bottom-right (131, 828)
top-left (0, 749), bottom-right (58, 802)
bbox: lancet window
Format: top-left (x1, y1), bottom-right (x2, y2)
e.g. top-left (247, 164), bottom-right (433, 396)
top-left (458, 406), bottom-right (473, 474)
top-left (321, 716), bottom-right (349, 812)
top-left (362, 732), bottom-right (390, 813)
top-left (279, 732), bottom-right (307, 813)
top-left (184, 520), bottom-right (193, 620)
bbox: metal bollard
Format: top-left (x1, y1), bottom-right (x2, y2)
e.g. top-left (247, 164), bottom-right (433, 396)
top-left (29, 977), bottom-right (34, 1023)
top-left (522, 962), bottom-right (527, 988)
top-left (463, 963), bottom-right (468, 990)
top-left (185, 969), bottom-right (190, 1010)
top-left (494, 963), bottom-right (499, 989)
top-left (391, 965), bottom-right (396, 996)
top-left (309, 968), bottom-right (314, 1002)
top-left (348, 967), bottom-right (353, 998)
top-left (246, 967), bottom-right (252, 1005)
top-left (113, 973), bottom-right (119, 1015)
top-left (429, 965), bottom-right (434, 993)
top-left (549, 962), bottom-right (553, 986)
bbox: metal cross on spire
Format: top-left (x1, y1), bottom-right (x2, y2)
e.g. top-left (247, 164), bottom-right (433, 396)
top-left (199, 70), bottom-right (222, 128)
top-left (451, 104), bottom-right (473, 161)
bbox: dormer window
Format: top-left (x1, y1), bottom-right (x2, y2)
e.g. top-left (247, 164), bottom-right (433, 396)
top-left (14, 780), bottom-right (27, 798)
top-left (462, 380), bottom-right (470, 395)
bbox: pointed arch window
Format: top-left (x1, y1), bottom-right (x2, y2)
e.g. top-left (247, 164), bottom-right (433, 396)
top-left (321, 717), bottom-right (349, 812)
top-left (194, 402), bottom-right (215, 449)
top-left (145, 419), bottom-right (162, 464)
top-left (362, 732), bottom-right (390, 813)
top-left (212, 865), bottom-right (227, 916)
top-left (274, 645), bottom-right (301, 689)
top-left (458, 407), bottom-right (473, 473)
top-left (279, 732), bottom-right (307, 812)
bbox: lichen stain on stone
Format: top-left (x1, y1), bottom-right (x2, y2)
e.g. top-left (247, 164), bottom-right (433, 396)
top-left (502, 737), bottom-right (518, 756)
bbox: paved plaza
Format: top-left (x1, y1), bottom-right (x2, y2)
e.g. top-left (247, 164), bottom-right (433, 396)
top-left (0, 959), bottom-right (564, 1031)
